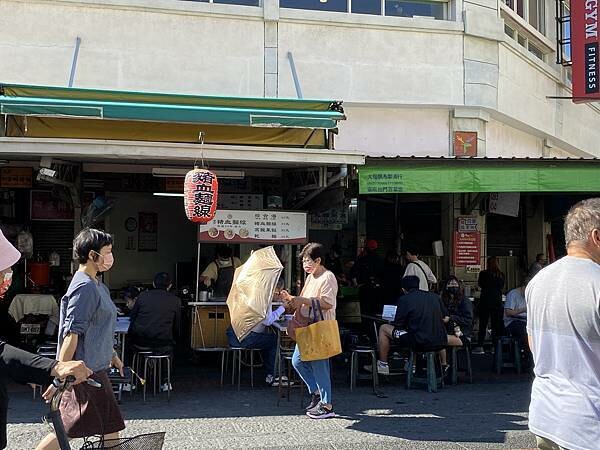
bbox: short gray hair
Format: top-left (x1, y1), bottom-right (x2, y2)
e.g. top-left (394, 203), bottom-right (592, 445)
top-left (564, 198), bottom-right (600, 247)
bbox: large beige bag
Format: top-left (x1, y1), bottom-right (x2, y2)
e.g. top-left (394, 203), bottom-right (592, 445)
top-left (295, 300), bottom-right (342, 362)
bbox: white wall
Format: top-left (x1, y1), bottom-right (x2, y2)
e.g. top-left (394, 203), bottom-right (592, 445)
top-left (0, 0), bottom-right (265, 96)
top-left (486, 118), bottom-right (542, 157)
top-left (337, 106), bottom-right (450, 156)
top-left (278, 21), bottom-right (464, 105)
top-left (105, 192), bottom-right (197, 288)
top-left (497, 42), bottom-right (600, 157)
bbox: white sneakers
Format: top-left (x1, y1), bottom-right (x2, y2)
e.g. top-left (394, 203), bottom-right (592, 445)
top-left (377, 360), bottom-right (390, 375)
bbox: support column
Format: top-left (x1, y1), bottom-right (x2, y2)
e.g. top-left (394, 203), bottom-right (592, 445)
top-left (263, 0), bottom-right (279, 98)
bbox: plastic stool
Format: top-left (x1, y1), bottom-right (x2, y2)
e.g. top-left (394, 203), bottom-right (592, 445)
top-left (349, 347), bottom-right (378, 393)
top-left (450, 344), bottom-right (473, 385)
top-left (406, 348), bottom-right (445, 393)
top-left (494, 336), bottom-right (521, 374)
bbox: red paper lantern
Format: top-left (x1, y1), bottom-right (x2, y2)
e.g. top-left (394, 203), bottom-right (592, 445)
top-left (184, 168), bottom-right (219, 223)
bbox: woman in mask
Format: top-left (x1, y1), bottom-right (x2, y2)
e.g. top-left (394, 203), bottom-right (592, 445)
top-left (439, 276), bottom-right (474, 372)
top-left (36, 228), bottom-right (125, 450)
top-left (0, 229), bottom-right (92, 450)
top-left (280, 243), bottom-right (338, 420)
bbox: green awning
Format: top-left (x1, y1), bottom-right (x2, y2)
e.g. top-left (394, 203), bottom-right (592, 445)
top-left (359, 163), bottom-right (600, 194)
top-left (0, 83), bottom-right (345, 147)
top-left (0, 84), bottom-right (343, 129)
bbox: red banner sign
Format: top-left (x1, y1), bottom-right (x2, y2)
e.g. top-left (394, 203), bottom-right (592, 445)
top-left (571, 0), bottom-right (600, 102)
top-left (453, 231), bottom-right (481, 267)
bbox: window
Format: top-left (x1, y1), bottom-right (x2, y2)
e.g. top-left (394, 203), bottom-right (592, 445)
top-left (528, 42), bottom-right (544, 60)
top-left (504, 23), bottom-right (516, 38)
top-left (385, 0), bottom-right (443, 19)
top-left (351, 0), bottom-right (382, 15)
top-left (182, 0), bottom-right (259, 4)
top-left (279, 0), bottom-right (348, 12)
top-left (214, 0), bottom-right (259, 4)
top-left (504, 0), bottom-right (545, 33)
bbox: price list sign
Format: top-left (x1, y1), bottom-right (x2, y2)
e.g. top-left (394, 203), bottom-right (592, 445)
top-left (198, 210), bottom-right (308, 244)
top-left (453, 231), bottom-right (481, 267)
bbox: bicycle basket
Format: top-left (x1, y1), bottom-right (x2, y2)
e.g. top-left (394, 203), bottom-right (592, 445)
top-left (79, 432), bottom-right (165, 450)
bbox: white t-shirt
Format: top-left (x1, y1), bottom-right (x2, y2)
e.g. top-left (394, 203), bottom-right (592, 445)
top-left (504, 287), bottom-right (527, 327)
top-left (403, 260), bottom-right (437, 291)
top-left (526, 256), bottom-right (600, 450)
top-left (299, 270), bottom-right (338, 321)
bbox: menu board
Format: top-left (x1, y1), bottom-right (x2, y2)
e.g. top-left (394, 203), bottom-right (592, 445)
top-left (198, 210), bottom-right (308, 244)
top-left (453, 231), bottom-right (481, 266)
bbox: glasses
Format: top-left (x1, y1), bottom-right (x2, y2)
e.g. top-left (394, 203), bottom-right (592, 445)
top-left (302, 258), bottom-right (314, 264)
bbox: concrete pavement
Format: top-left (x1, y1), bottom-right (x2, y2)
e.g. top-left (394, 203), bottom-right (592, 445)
top-left (6, 367), bottom-right (536, 450)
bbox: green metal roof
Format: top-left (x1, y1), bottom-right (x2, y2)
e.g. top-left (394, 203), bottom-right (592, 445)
top-left (0, 83), bottom-right (345, 129)
top-left (359, 163), bottom-right (600, 194)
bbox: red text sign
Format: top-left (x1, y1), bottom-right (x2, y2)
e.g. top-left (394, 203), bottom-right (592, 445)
top-left (571, 0), bottom-right (600, 102)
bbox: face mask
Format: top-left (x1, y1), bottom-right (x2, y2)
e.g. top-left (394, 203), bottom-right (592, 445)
top-left (303, 258), bottom-right (316, 274)
top-left (0, 272), bottom-right (13, 299)
top-left (93, 251), bottom-right (114, 272)
top-left (447, 287), bottom-right (460, 296)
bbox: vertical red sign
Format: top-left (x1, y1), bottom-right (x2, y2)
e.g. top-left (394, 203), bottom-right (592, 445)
top-left (571, 0), bottom-right (600, 102)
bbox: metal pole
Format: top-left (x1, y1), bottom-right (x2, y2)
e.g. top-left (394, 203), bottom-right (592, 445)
top-left (287, 52), bottom-right (303, 99)
top-left (68, 37), bottom-right (81, 87)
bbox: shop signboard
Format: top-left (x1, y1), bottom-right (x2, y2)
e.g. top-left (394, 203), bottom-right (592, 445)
top-left (309, 207), bottom-right (348, 230)
top-left (198, 209), bottom-right (308, 244)
top-left (489, 192), bottom-right (520, 217)
top-left (453, 231), bottom-right (481, 267)
top-left (0, 167), bottom-right (33, 188)
top-left (30, 190), bottom-right (74, 221)
top-left (453, 131), bottom-right (478, 157)
top-left (571, 0), bottom-right (600, 102)
top-left (457, 217), bottom-right (479, 233)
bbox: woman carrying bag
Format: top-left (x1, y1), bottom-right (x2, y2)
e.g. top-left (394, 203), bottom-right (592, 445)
top-left (280, 243), bottom-right (339, 420)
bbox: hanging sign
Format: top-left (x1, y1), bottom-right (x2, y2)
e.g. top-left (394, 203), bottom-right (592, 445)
top-left (184, 168), bottom-right (219, 223)
top-left (198, 209), bottom-right (308, 244)
top-left (453, 231), bottom-right (481, 267)
top-left (571, 0), bottom-right (600, 102)
top-left (0, 167), bottom-right (33, 188)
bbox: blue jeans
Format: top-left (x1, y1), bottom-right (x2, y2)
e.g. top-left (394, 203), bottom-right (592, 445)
top-left (292, 344), bottom-right (332, 405)
top-left (226, 327), bottom-right (277, 376)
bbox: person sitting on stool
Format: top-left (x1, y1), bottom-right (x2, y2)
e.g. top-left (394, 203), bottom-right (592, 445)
top-left (129, 272), bottom-right (181, 391)
top-left (376, 275), bottom-right (449, 375)
top-left (226, 292), bottom-right (286, 386)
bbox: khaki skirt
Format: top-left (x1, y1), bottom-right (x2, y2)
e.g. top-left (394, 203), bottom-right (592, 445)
top-left (60, 370), bottom-right (125, 439)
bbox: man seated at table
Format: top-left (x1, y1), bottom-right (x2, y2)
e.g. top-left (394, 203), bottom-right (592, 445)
top-left (129, 272), bottom-right (181, 390)
top-left (504, 277), bottom-right (531, 359)
top-left (226, 296), bottom-right (287, 386)
top-left (376, 276), bottom-right (448, 375)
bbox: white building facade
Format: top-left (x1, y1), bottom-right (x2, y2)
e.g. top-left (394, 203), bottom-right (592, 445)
top-left (1, 0), bottom-right (599, 288)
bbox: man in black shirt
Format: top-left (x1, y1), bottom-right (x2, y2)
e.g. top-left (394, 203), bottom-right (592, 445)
top-left (129, 272), bottom-right (181, 350)
top-left (376, 276), bottom-right (448, 375)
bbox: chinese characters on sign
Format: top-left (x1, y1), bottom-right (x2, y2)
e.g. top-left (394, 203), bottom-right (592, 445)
top-left (184, 169), bottom-right (219, 224)
top-left (198, 210), bottom-right (308, 244)
top-left (361, 172), bottom-right (404, 194)
top-left (453, 231), bottom-right (481, 267)
top-left (0, 167), bottom-right (33, 188)
top-left (457, 217), bottom-right (479, 232)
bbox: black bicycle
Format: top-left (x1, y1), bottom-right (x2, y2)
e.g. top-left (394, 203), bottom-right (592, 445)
top-left (45, 376), bottom-right (166, 450)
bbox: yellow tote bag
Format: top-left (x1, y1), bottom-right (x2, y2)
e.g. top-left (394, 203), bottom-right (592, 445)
top-left (295, 300), bottom-right (342, 362)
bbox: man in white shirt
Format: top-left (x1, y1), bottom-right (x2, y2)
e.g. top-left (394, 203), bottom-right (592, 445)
top-left (526, 198), bottom-right (600, 450)
top-left (504, 278), bottom-right (529, 356)
top-left (402, 244), bottom-right (437, 291)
